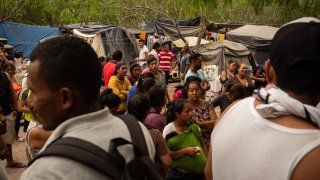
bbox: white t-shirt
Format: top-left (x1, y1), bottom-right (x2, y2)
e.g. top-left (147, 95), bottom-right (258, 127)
top-left (149, 49), bottom-right (158, 61)
top-left (139, 45), bottom-right (149, 60)
top-left (162, 122), bottom-right (176, 138)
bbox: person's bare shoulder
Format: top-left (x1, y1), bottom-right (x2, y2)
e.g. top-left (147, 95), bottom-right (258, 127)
top-left (291, 145), bottom-right (320, 180)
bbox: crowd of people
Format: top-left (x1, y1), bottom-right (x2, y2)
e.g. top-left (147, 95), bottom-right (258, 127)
top-left (0, 17), bottom-right (318, 180)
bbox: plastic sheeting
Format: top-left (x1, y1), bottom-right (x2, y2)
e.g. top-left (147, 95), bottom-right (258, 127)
top-left (65, 24), bottom-right (138, 65)
top-left (0, 22), bottom-right (60, 57)
top-left (73, 29), bottom-right (106, 57)
top-left (147, 18), bottom-right (200, 41)
top-left (226, 25), bottom-right (279, 49)
top-left (196, 40), bottom-right (253, 73)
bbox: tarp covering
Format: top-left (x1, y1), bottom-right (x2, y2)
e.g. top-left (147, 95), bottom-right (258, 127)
top-left (173, 37), bottom-right (209, 48)
top-left (65, 24), bottom-right (138, 64)
top-left (226, 25), bottom-right (279, 50)
top-left (196, 40), bottom-right (253, 73)
top-left (73, 29), bottom-right (106, 57)
top-left (0, 22), bottom-right (60, 57)
top-left (147, 18), bottom-right (200, 41)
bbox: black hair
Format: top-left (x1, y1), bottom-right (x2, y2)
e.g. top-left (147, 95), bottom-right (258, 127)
top-left (129, 63), bottom-right (140, 76)
top-left (127, 94), bottom-right (151, 121)
top-left (112, 50), bottom-right (123, 61)
top-left (189, 53), bottom-right (201, 64)
top-left (166, 99), bottom-right (188, 124)
top-left (0, 42), bottom-right (4, 48)
top-left (186, 80), bottom-right (201, 92)
top-left (233, 61), bottom-right (242, 75)
top-left (152, 42), bottom-right (160, 49)
top-left (142, 72), bottom-right (155, 79)
top-left (228, 59), bottom-right (235, 65)
top-left (29, 36), bottom-right (101, 103)
top-left (98, 56), bottom-right (106, 62)
top-left (98, 88), bottom-right (120, 109)
top-left (148, 85), bottom-right (166, 109)
top-left (228, 84), bottom-right (245, 100)
top-left (184, 76), bottom-right (202, 87)
top-left (113, 62), bottom-right (126, 76)
top-left (162, 41), bottom-right (169, 47)
top-left (147, 56), bottom-right (157, 65)
top-left (137, 78), bottom-right (156, 94)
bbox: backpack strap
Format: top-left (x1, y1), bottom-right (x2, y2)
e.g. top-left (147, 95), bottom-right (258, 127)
top-left (117, 114), bottom-right (149, 157)
top-left (28, 137), bottom-right (122, 179)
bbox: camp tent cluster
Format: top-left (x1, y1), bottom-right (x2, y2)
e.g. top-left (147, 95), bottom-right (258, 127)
top-left (0, 20), bottom-right (279, 80)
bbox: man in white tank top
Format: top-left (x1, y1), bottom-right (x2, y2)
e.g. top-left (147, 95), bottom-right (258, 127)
top-left (205, 17), bottom-right (320, 180)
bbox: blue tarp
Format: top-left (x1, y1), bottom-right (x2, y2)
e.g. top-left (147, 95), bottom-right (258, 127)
top-left (0, 22), bottom-right (60, 57)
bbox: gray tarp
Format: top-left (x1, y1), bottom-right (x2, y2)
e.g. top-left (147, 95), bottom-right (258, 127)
top-left (64, 24), bottom-right (138, 64)
top-left (226, 25), bottom-right (279, 64)
top-left (226, 25), bottom-right (279, 49)
top-left (147, 18), bottom-right (200, 41)
top-left (196, 40), bottom-right (253, 73)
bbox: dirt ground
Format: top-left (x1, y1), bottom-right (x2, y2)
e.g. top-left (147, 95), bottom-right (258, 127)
top-left (3, 129), bottom-right (27, 180)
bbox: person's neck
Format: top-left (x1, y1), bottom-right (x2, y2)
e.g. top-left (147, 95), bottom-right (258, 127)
top-left (111, 60), bottom-right (118, 64)
top-left (237, 74), bottom-right (245, 79)
top-left (190, 66), bottom-right (197, 73)
top-left (68, 102), bottom-right (101, 120)
top-left (287, 91), bottom-right (319, 107)
top-left (174, 119), bottom-right (187, 127)
top-left (189, 99), bottom-right (201, 106)
top-left (116, 74), bottom-right (124, 80)
top-left (227, 69), bottom-right (233, 76)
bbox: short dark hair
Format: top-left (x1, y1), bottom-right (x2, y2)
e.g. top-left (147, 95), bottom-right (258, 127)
top-left (152, 42), bottom-right (160, 49)
top-left (137, 78), bottom-right (156, 94)
top-left (0, 42), bottom-right (4, 48)
top-left (98, 88), bottom-right (120, 109)
top-left (112, 50), bottom-right (123, 61)
top-left (228, 84), bottom-right (245, 100)
top-left (162, 41), bottom-right (169, 47)
top-left (148, 85), bottom-right (166, 108)
top-left (228, 59), bottom-right (235, 65)
top-left (141, 71), bottom-right (155, 79)
top-left (29, 36), bottom-right (101, 103)
top-left (98, 56), bottom-right (106, 62)
top-left (1, 62), bottom-right (15, 72)
top-left (129, 63), bottom-right (140, 75)
top-left (147, 56), bottom-right (157, 65)
top-left (127, 94), bottom-right (151, 121)
top-left (189, 53), bottom-right (201, 64)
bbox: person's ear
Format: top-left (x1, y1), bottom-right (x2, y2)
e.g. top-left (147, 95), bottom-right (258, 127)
top-left (264, 61), bottom-right (277, 85)
top-left (59, 87), bottom-right (74, 110)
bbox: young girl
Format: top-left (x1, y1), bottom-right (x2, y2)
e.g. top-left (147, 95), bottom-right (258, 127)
top-left (163, 100), bottom-right (207, 180)
top-left (187, 80), bottom-right (217, 148)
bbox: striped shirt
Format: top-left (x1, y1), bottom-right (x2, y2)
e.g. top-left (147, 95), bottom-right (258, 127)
top-left (158, 50), bottom-right (173, 71)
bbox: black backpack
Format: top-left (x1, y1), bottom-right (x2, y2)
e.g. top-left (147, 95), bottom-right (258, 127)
top-left (28, 114), bottom-right (163, 180)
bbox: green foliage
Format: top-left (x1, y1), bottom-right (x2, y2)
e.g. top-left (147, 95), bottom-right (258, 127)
top-left (1, 0), bottom-right (319, 27)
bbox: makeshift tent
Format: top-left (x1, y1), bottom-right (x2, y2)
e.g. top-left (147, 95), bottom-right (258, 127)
top-left (0, 22), bottom-right (60, 57)
top-left (73, 29), bottom-right (106, 57)
top-left (173, 37), bottom-right (209, 48)
top-left (65, 24), bottom-right (138, 65)
top-left (146, 18), bottom-right (200, 41)
top-left (196, 40), bottom-right (254, 77)
top-left (226, 25), bottom-right (279, 64)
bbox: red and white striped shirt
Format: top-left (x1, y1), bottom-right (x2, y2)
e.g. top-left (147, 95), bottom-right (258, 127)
top-left (158, 50), bottom-right (174, 71)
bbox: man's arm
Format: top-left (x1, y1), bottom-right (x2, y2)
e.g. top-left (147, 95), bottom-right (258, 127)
top-left (291, 146), bottom-right (320, 180)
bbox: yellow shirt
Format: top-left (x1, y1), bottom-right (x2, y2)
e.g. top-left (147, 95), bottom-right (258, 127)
top-left (107, 76), bottom-right (132, 112)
